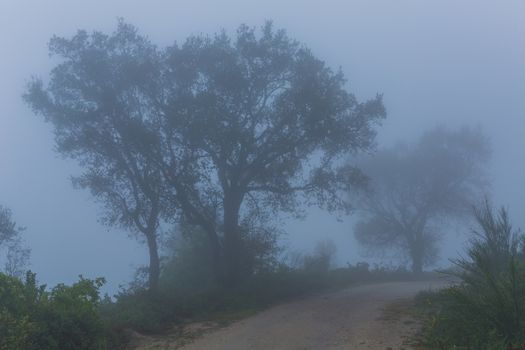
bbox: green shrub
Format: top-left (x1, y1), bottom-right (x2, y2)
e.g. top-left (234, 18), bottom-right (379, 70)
top-left (0, 271), bottom-right (107, 350)
top-left (102, 289), bottom-right (179, 334)
top-left (416, 201), bottom-right (525, 349)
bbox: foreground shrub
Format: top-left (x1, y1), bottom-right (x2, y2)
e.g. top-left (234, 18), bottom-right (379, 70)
top-left (0, 271), bottom-right (107, 350)
top-left (416, 201), bottom-right (525, 349)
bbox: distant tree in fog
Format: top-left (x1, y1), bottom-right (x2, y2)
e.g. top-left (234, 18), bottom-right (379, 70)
top-left (0, 205), bottom-right (29, 277)
top-left (353, 127), bottom-right (490, 273)
top-left (24, 20), bottom-right (385, 286)
top-left (0, 206), bottom-right (19, 247)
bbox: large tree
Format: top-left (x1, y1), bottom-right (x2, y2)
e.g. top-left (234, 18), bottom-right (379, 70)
top-left (353, 126), bottom-right (490, 272)
top-left (25, 21), bottom-right (385, 285)
top-left (155, 22), bottom-right (385, 283)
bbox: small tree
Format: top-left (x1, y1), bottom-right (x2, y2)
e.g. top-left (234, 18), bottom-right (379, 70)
top-left (354, 126), bottom-right (490, 272)
top-left (0, 205), bottom-right (29, 277)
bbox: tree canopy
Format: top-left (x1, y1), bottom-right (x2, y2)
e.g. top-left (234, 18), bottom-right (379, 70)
top-left (353, 126), bottom-right (490, 272)
top-left (25, 20), bottom-right (385, 286)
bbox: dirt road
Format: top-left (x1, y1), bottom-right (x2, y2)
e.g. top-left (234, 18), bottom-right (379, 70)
top-left (133, 279), bottom-right (449, 350)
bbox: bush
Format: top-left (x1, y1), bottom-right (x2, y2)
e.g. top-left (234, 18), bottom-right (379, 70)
top-left (303, 239), bottom-right (337, 273)
top-left (416, 201), bottom-right (525, 349)
top-left (0, 271), bottom-right (107, 350)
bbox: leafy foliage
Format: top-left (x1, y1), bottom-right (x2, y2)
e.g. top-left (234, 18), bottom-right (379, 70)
top-left (302, 239), bottom-right (337, 273)
top-left (0, 205), bottom-right (30, 277)
top-left (25, 20), bottom-right (385, 287)
top-left (416, 201), bottom-right (525, 349)
top-left (0, 272), bottom-right (107, 350)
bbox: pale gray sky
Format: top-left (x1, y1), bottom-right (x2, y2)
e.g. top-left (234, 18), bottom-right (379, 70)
top-left (1, 0), bottom-right (524, 293)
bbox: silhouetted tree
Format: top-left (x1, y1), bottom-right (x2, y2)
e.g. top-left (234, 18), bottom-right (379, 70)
top-left (0, 205), bottom-right (29, 277)
top-left (25, 21), bottom-right (385, 285)
top-left (354, 127), bottom-right (490, 273)
top-left (155, 22), bottom-right (385, 283)
top-left (24, 22), bottom-right (165, 291)
top-left (0, 206), bottom-right (19, 247)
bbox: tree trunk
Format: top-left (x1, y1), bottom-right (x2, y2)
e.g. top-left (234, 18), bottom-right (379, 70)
top-left (411, 256), bottom-right (423, 274)
top-left (222, 192), bottom-right (243, 285)
top-left (146, 232), bottom-right (160, 292)
top-left (409, 226), bottom-right (426, 274)
top-left (410, 242), bottom-right (424, 274)
top-left (205, 227), bottom-right (225, 284)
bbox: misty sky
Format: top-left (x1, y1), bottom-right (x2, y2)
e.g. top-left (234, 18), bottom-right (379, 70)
top-left (1, 0), bottom-right (524, 293)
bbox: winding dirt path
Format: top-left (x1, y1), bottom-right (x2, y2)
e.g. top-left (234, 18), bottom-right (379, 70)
top-left (133, 279), bottom-right (449, 350)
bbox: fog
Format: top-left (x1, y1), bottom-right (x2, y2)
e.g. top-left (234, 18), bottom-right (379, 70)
top-left (1, 0), bottom-right (524, 294)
